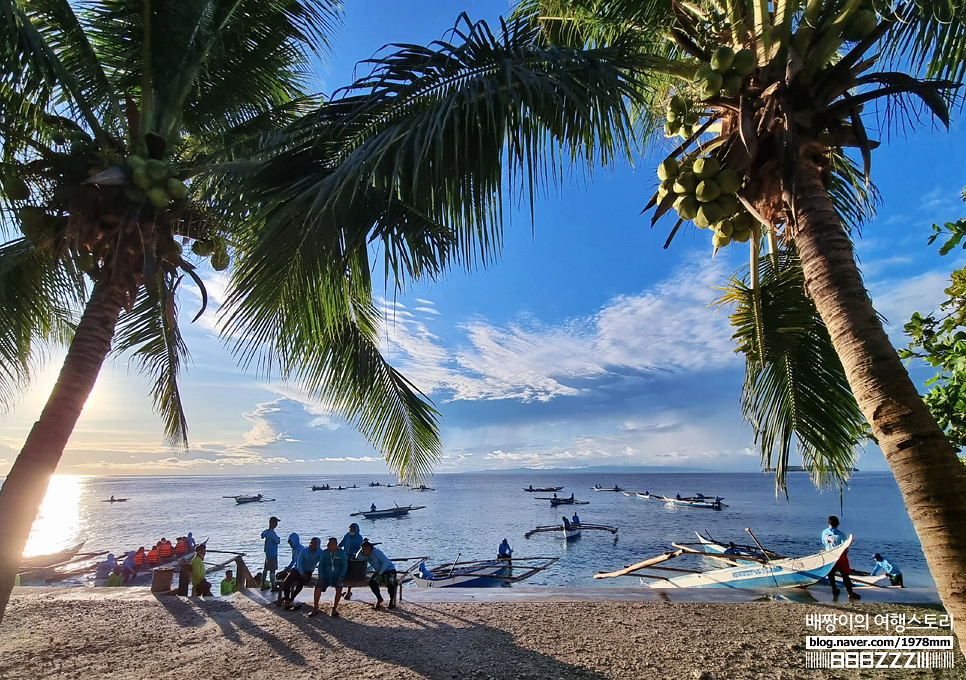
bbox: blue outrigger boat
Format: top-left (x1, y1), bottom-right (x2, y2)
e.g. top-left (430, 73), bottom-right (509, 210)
top-left (595, 536), bottom-right (852, 588)
top-left (412, 556), bottom-right (559, 588)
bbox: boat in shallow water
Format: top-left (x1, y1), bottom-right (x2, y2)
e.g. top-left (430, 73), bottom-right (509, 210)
top-left (525, 519), bottom-right (618, 542)
top-left (411, 556), bottom-right (559, 588)
top-left (595, 535), bottom-right (853, 589)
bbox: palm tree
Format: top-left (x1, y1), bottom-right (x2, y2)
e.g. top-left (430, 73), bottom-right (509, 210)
top-left (0, 0), bottom-right (442, 624)
top-left (266, 0), bottom-right (966, 650)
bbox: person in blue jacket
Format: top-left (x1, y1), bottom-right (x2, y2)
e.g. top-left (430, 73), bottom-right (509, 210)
top-left (280, 536), bottom-right (322, 610)
top-left (571, 512), bottom-right (580, 525)
top-left (871, 553), bottom-right (904, 587)
top-left (361, 541), bottom-right (398, 609)
top-left (821, 515), bottom-right (860, 600)
top-left (260, 516), bottom-right (281, 591)
top-left (498, 538), bottom-right (513, 560)
top-left (338, 523), bottom-right (364, 601)
top-left (310, 537), bottom-right (348, 617)
top-left (276, 533), bottom-right (304, 605)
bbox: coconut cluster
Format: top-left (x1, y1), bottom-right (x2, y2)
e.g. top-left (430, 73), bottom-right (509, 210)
top-left (191, 238), bottom-right (230, 271)
top-left (693, 46), bottom-right (756, 100)
top-left (664, 95), bottom-right (700, 139)
top-left (657, 155), bottom-right (756, 247)
top-left (125, 155), bottom-right (188, 208)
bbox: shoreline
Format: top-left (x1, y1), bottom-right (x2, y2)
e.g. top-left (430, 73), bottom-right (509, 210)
top-left (2, 586), bottom-right (962, 679)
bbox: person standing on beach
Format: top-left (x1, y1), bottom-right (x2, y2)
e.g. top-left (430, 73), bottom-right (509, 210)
top-left (821, 515), bottom-right (860, 600)
top-left (339, 523), bottom-right (364, 601)
top-left (360, 541), bottom-right (398, 610)
top-left (260, 516), bottom-right (281, 591)
top-left (310, 538), bottom-right (347, 618)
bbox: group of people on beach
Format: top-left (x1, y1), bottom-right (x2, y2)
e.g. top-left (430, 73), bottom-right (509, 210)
top-left (258, 516), bottom-right (398, 617)
top-left (96, 532), bottom-right (198, 585)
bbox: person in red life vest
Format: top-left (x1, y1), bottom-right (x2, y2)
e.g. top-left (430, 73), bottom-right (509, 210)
top-left (134, 546), bottom-right (147, 567)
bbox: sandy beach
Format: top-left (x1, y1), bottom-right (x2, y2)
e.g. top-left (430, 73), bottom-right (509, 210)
top-left (1, 586), bottom-right (963, 679)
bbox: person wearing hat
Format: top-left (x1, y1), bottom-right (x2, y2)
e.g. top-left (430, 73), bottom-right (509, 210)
top-left (260, 516), bottom-right (281, 591)
top-left (360, 540), bottom-right (398, 609)
top-left (871, 553), bottom-right (904, 587)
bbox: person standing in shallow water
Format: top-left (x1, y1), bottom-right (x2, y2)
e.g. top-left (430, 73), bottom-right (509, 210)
top-left (821, 515), bottom-right (860, 600)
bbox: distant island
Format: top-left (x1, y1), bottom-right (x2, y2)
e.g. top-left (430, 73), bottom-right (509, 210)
top-left (763, 466), bottom-right (859, 472)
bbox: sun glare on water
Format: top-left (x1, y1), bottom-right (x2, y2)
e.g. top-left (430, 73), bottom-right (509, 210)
top-left (22, 475), bottom-right (86, 558)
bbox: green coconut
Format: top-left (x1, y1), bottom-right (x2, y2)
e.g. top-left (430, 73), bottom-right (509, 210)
top-left (669, 95), bottom-right (688, 113)
top-left (4, 176), bottom-right (30, 201)
top-left (710, 46), bottom-right (736, 73)
top-left (211, 249), bottom-right (230, 271)
top-left (74, 252), bottom-right (95, 271)
top-left (717, 194), bottom-right (742, 217)
top-left (192, 240), bottom-right (215, 257)
top-left (695, 180), bottom-right (722, 203)
top-left (664, 120), bottom-right (681, 137)
top-left (715, 168), bottom-right (743, 193)
top-left (697, 201), bottom-right (723, 225)
top-left (716, 218), bottom-right (735, 238)
top-left (166, 178), bottom-right (188, 200)
top-left (734, 211), bottom-right (758, 232)
top-left (145, 159), bottom-right (168, 181)
top-left (721, 72), bottom-right (743, 98)
top-left (712, 231), bottom-right (733, 248)
top-left (125, 155), bottom-right (146, 170)
top-left (17, 206), bottom-right (45, 240)
top-left (732, 228), bottom-right (752, 243)
top-left (132, 166), bottom-right (152, 190)
top-left (843, 9), bottom-right (877, 41)
top-left (672, 171), bottom-right (698, 194)
top-left (147, 187), bottom-right (171, 208)
top-left (731, 49), bottom-right (757, 77)
top-left (692, 157), bottom-right (721, 180)
top-left (657, 159), bottom-right (679, 181)
top-left (678, 124), bottom-right (694, 139)
top-left (674, 195), bottom-right (700, 220)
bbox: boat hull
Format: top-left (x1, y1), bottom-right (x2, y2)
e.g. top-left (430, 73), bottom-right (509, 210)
top-left (645, 536), bottom-right (852, 589)
top-left (412, 562), bottom-right (511, 588)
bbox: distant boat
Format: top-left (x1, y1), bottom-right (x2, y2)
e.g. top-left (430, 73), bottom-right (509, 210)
top-left (525, 519), bottom-right (618, 541)
top-left (410, 484), bottom-right (435, 492)
top-left (368, 482), bottom-right (384, 487)
top-left (102, 497), bottom-right (129, 503)
top-left (350, 504), bottom-right (425, 519)
top-left (310, 484), bottom-right (331, 491)
top-left (591, 484), bottom-right (624, 492)
top-left (224, 494), bottom-right (275, 504)
top-left (523, 486), bottom-right (564, 492)
top-left (668, 493), bottom-right (726, 509)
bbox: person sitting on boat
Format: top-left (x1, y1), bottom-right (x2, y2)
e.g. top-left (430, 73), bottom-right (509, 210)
top-left (310, 537), bottom-right (348, 618)
top-left (185, 533), bottom-right (196, 551)
top-left (571, 512), bottom-right (580, 524)
top-left (174, 537), bottom-right (187, 555)
top-left (614, 485), bottom-right (619, 491)
top-left (338, 523), bottom-right (364, 601)
top-left (361, 541), bottom-right (398, 610)
top-left (159, 538), bottom-right (173, 560)
top-left (418, 561), bottom-right (435, 579)
top-left (528, 485), bottom-right (534, 491)
top-left (220, 569), bottom-right (237, 595)
top-left (95, 553), bottom-right (117, 582)
top-left (133, 546), bottom-right (147, 568)
top-left (569, 493), bottom-right (574, 500)
top-left (552, 493), bottom-right (557, 499)
top-left (147, 543), bottom-right (160, 565)
top-left (120, 551), bottom-right (137, 583)
top-left (871, 553), bottom-right (904, 587)
top-left (370, 503), bottom-right (377, 513)
top-left (822, 515), bottom-right (860, 600)
top-left (279, 537), bottom-right (322, 610)
top-left (498, 539), bottom-right (513, 560)
top-left (723, 542), bottom-right (739, 555)
top-left (562, 516), bottom-right (573, 531)
top-left (188, 544), bottom-right (212, 596)
top-left (675, 493), bottom-right (681, 500)
top-left (260, 516), bottom-right (281, 591)
top-left (110, 495), bottom-right (115, 501)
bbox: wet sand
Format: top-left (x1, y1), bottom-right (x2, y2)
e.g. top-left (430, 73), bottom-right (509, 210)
top-left (0, 586), bottom-right (962, 679)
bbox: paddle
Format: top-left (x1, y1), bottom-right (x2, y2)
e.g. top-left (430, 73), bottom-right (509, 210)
top-left (447, 552), bottom-right (462, 579)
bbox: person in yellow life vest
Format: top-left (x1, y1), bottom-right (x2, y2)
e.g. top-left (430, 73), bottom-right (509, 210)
top-left (189, 544), bottom-right (212, 596)
top-left (220, 569), bottom-right (236, 595)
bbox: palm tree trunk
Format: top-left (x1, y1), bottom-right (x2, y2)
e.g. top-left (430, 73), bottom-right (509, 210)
top-left (790, 145), bottom-right (966, 652)
top-left (0, 280), bottom-right (126, 624)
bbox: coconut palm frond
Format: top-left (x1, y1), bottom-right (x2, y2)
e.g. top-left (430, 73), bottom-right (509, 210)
top-left (717, 248), bottom-right (867, 494)
top-left (0, 238), bottom-right (83, 413)
top-left (881, 1), bottom-right (966, 84)
top-left (113, 271), bottom-right (190, 449)
top-left (826, 149), bottom-right (880, 233)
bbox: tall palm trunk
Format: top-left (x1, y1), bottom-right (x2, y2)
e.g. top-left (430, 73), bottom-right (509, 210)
top-left (790, 144), bottom-right (966, 651)
top-left (0, 280), bottom-right (126, 624)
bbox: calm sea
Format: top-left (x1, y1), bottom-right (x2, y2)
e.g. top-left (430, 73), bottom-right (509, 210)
top-left (18, 471), bottom-right (934, 589)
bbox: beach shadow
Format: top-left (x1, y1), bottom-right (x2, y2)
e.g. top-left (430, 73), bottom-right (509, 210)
top-left (194, 597), bottom-right (315, 665)
top-left (153, 594), bottom-right (206, 627)
top-left (316, 602), bottom-right (612, 680)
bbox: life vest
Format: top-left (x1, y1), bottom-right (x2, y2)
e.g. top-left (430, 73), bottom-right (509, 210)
top-left (134, 549), bottom-right (147, 566)
top-left (147, 547), bottom-right (160, 564)
top-left (159, 540), bottom-right (173, 559)
top-left (175, 538), bottom-right (187, 554)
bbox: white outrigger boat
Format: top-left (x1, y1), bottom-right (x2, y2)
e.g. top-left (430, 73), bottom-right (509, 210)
top-left (595, 536), bottom-right (852, 588)
top-left (412, 556), bottom-right (559, 588)
top-left (525, 518), bottom-right (618, 542)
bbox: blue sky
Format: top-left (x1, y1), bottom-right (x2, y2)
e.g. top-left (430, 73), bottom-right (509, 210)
top-left (1, 1), bottom-right (965, 477)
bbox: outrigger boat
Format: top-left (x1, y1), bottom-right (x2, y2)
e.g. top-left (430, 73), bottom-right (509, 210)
top-left (350, 504), bottom-right (425, 519)
top-left (410, 484), bottom-right (435, 492)
top-left (120, 538), bottom-right (209, 587)
top-left (692, 531), bottom-right (889, 587)
top-left (412, 556), bottom-right (559, 588)
top-left (669, 496), bottom-right (726, 510)
top-left (523, 485), bottom-right (564, 492)
top-left (592, 484), bottom-right (624, 492)
top-left (20, 541), bottom-right (88, 571)
top-left (102, 497), bottom-right (129, 503)
top-left (595, 535), bottom-right (853, 588)
top-left (225, 494), bottom-right (275, 504)
top-left (525, 519), bottom-right (618, 541)
top-left (310, 484), bottom-right (331, 491)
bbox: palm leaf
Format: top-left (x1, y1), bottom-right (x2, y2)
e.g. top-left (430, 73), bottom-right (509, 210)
top-left (716, 247), bottom-right (868, 494)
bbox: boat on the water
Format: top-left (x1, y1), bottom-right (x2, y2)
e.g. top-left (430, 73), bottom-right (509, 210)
top-left (523, 485), bottom-right (564, 492)
top-left (310, 484), bottom-right (331, 491)
top-left (118, 539), bottom-right (209, 587)
top-left (412, 556), bottom-right (559, 588)
top-left (592, 484), bottom-right (624, 492)
top-left (226, 494), bottom-right (274, 504)
top-left (102, 497), bottom-right (129, 503)
top-left (670, 496), bottom-right (726, 510)
top-left (20, 541), bottom-right (88, 571)
top-left (525, 518), bottom-right (618, 542)
top-left (410, 484), bottom-right (435, 492)
top-left (350, 504), bottom-right (426, 519)
top-left (368, 482), bottom-right (384, 487)
top-left (548, 497), bottom-right (589, 506)
top-left (595, 535), bottom-right (853, 589)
